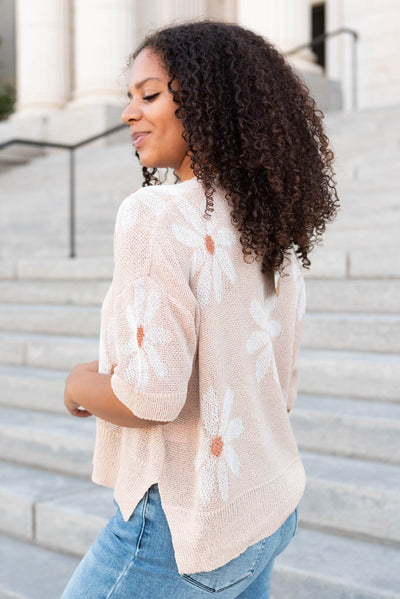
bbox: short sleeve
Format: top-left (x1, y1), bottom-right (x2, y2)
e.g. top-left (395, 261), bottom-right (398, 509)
top-left (110, 275), bottom-right (198, 422)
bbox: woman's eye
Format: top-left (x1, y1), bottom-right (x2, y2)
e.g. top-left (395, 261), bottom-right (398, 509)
top-left (143, 93), bottom-right (159, 101)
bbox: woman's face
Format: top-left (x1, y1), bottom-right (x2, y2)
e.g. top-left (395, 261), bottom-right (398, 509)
top-left (121, 48), bottom-right (193, 181)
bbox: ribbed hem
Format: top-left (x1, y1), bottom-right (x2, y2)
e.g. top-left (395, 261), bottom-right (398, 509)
top-left (110, 373), bottom-right (186, 422)
top-left (161, 457), bottom-right (306, 575)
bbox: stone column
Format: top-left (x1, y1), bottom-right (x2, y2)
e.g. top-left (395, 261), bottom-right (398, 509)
top-left (69, 0), bottom-right (135, 106)
top-left (237, 0), bottom-right (320, 72)
top-left (157, 0), bottom-right (207, 24)
top-left (13, 0), bottom-right (70, 115)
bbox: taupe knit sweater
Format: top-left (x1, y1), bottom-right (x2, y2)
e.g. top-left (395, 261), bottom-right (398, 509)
top-left (92, 176), bottom-right (306, 575)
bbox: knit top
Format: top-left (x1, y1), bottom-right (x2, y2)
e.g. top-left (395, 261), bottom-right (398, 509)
top-left (91, 175), bottom-right (307, 575)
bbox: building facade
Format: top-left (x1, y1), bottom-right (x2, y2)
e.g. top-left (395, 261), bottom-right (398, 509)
top-left (0, 0), bottom-right (399, 141)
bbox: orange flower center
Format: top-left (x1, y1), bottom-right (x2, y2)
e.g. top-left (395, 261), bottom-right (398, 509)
top-left (205, 235), bottom-right (215, 255)
top-left (210, 436), bottom-right (223, 458)
top-left (137, 325), bottom-right (144, 347)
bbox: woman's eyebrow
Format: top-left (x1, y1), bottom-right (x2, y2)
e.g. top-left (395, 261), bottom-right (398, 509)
top-left (127, 77), bottom-right (163, 97)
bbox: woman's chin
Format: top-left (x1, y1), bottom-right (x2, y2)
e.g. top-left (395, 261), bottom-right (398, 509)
top-left (139, 157), bottom-right (170, 171)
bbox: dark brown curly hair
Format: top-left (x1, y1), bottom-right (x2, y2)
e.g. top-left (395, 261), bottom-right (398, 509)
top-left (128, 19), bottom-right (339, 273)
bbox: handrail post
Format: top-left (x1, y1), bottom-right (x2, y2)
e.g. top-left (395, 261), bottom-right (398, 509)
top-left (69, 148), bottom-right (76, 258)
top-left (0, 123), bottom-right (125, 259)
top-left (352, 33), bottom-right (358, 110)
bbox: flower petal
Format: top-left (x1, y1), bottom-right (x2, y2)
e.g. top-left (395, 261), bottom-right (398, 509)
top-left (144, 342), bottom-right (167, 379)
top-left (256, 346), bottom-right (271, 383)
top-left (133, 278), bottom-right (146, 322)
top-left (190, 248), bottom-right (207, 281)
top-left (172, 223), bottom-right (203, 248)
top-left (219, 387), bottom-right (234, 436)
top-left (199, 455), bottom-right (216, 506)
top-left (201, 386), bottom-right (219, 437)
top-left (217, 458), bottom-right (229, 502)
top-left (194, 431), bottom-right (208, 470)
top-left (137, 354), bottom-right (149, 391)
top-left (125, 352), bottom-right (140, 382)
top-left (176, 197), bottom-right (206, 232)
top-left (197, 259), bottom-right (212, 309)
top-left (126, 304), bottom-right (137, 333)
top-left (264, 294), bottom-right (277, 317)
top-left (146, 325), bottom-right (171, 346)
top-left (142, 193), bottom-right (167, 216)
top-left (119, 337), bottom-right (137, 356)
top-left (215, 246), bottom-right (235, 283)
top-left (270, 320), bottom-right (282, 338)
top-left (143, 288), bottom-right (161, 328)
top-left (214, 227), bottom-right (236, 247)
top-left (225, 417), bottom-right (244, 442)
top-left (246, 330), bottom-right (269, 354)
top-left (223, 444), bottom-right (240, 476)
top-left (213, 256), bottom-right (222, 304)
top-left (250, 298), bottom-right (268, 330)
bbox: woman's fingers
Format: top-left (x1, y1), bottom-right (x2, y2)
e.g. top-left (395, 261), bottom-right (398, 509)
top-left (72, 407), bottom-right (93, 418)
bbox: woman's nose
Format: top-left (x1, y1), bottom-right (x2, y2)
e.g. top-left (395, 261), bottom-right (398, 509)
top-left (121, 102), bottom-right (142, 124)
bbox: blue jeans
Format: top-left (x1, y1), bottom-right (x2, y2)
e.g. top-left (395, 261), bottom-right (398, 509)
top-left (60, 483), bottom-right (298, 598)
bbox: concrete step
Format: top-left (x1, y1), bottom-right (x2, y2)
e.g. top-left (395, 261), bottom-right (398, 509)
top-left (0, 534), bottom-right (80, 599)
top-left (0, 257), bottom-right (114, 280)
top-left (0, 460), bottom-right (93, 542)
top-left (1, 247), bottom-right (399, 281)
top-left (271, 527), bottom-right (400, 599)
top-left (0, 365), bottom-right (66, 414)
top-left (0, 406), bottom-right (95, 478)
top-left (2, 277), bottom-right (397, 313)
top-left (0, 331), bottom-right (98, 370)
top-left (303, 247), bottom-right (400, 279)
top-left (0, 459), bottom-right (114, 557)
top-left (302, 313), bottom-right (400, 353)
top-left (5, 308), bottom-right (399, 356)
top-left (299, 451), bottom-right (400, 545)
top-left (298, 349), bottom-right (400, 402)
top-left (305, 278), bottom-right (400, 313)
top-left (0, 304), bottom-right (101, 336)
top-left (291, 395), bottom-right (400, 464)
top-left (0, 279), bottom-right (109, 305)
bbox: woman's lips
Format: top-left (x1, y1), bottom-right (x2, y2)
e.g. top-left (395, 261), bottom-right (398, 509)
top-left (132, 133), bottom-right (150, 149)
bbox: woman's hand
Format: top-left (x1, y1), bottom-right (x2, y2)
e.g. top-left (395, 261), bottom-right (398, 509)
top-left (64, 360), bottom-right (100, 418)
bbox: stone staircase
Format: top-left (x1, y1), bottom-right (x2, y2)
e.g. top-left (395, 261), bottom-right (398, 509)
top-left (0, 104), bottom-right (400, 598)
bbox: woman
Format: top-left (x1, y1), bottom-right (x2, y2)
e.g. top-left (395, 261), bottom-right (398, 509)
top-left (61, 19), bottom-right (339, 598)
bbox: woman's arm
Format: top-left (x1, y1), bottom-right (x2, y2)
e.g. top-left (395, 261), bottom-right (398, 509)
top-left (64, 361), bottom-right (165, 428)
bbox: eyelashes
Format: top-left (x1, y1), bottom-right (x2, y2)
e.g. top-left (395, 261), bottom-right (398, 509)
top-left (143, 93), bottom-right (160, 101)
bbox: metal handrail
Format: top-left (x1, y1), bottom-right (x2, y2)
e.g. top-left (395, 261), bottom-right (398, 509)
top-left (0, 123), bottom-right (126, 257)
top-left (284, 27), bottom-right (359, 110)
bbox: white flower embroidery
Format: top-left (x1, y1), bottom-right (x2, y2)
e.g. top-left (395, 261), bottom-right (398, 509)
top-left (117, 190), bottom-right (167, 233)
top-left (99, 316), bottom-right (117, 374)
top-left (246, 291), bottom-right (282, 383)
top-left (195, 386), bottom-right (244, 505)
top-left (292, 253), bottom-right (306, 321)
top-left (173, 197), bottom-right (236, 308)
top-left (118, 278), bottom-right (171, 391)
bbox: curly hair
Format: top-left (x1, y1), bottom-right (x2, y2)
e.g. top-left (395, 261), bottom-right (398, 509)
top-left (128, 19), bottom-right (340, 273)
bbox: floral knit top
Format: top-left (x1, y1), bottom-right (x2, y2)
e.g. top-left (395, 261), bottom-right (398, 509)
top-left (91, 175), bottom-right (307, 575)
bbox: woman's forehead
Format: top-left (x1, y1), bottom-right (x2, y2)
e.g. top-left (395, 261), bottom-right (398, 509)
top-left (129, 49), bottom-right (168, 84)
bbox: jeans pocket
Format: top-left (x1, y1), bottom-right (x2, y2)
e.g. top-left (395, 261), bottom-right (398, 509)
top-left (178, 537), bottom-right (267, 593)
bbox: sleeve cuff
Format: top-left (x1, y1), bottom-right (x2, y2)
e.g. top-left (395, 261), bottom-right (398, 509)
top-left (111, 373), bottom-right (187, 422)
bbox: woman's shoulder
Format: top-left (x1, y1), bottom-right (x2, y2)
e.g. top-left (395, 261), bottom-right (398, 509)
top-left (118, 178), bottom-right (202, 217)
